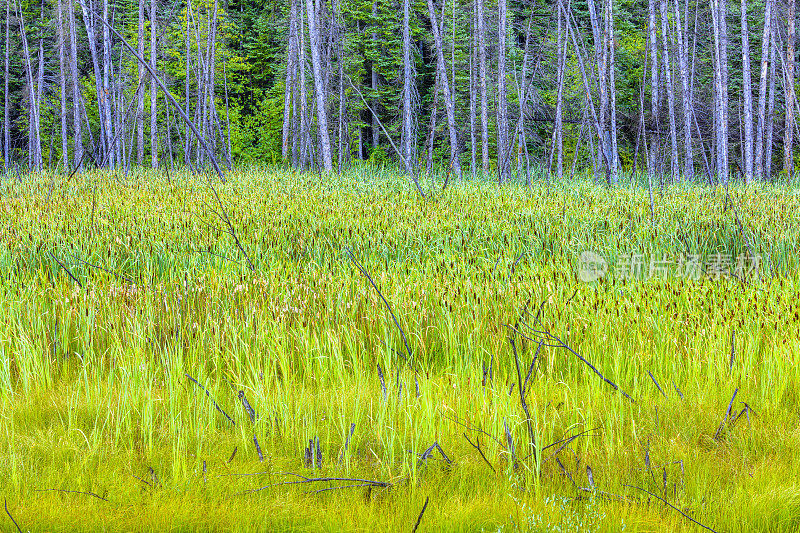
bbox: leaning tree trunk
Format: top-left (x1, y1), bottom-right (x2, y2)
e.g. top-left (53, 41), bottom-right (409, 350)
top-left (282, 0), bottom-right (298, 162)
top-left (785, 0), bottom-right (796, 179)
top-left (306, 0), bottom-right (333, 172)
top-left (17, 6), bottom-right (41, 171)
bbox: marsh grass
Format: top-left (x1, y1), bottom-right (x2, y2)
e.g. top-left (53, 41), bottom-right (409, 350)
top-left (0, 168), bottom-right (799, 531)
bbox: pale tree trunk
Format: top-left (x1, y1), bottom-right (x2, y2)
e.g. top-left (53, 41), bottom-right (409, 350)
top-left (711, 0), bottom-right (728, 183)
top-left (371, 0), bottom-right (379, 149)
top-left (468, 13), bottom-right (476, 175)
top-left (36, 0), bottom-right (44, 170)
top-left (3, 1), bottom-right (9, 166)
top-left (476, 0), bottom-right (488, 173)
top-left (660, 0), bottom-right (678, 181)
top-left (68, 0), bottom-right (81, 169)
top-left (587, 0), bottom-right (609, 181)
top-left (16, 4), bottom-right (41, 171)
top-left (496, 0), bottom-right (509, 182)
top-left (102, 0), bottom-right (114, 168)
top-left (184, 0), bottom-right (192, 165)
top-left (755, 0), bottom-right (774, 180)
top-left (79, 0), bottom-right (107, 165)
top-left (299, 0), bottom-right (310, 168)
top-left (785, 0), bottom-right (796, 178)
top-left (606, 0), bottom-right (619, 184)
top-left (674, 0), bottom-right (692, 180)
top-left (740, 0), bottom-right (753, 183)
top-left (150, 0), bottom-right (158, 168)
top-left (401, 0), bottom-right (414, 173)
top-left (137, 0), bottom-right (145, 164)
top-left (306, 0), bottom-right (333, 172)
top-left (765, 20), bottom-right (777, 179)
top-left (57, 0), bottom-right (69, 169)
top-left (427, 0), bottom-right (461, 179)
top-left (648, 0), bottom-right (660, 177)
top-left (283, 0), bottom-right (298, 162)
top-left (425, 69), bottom-right (439, 173)
top-left (553, 0), bottom-right (566, 182)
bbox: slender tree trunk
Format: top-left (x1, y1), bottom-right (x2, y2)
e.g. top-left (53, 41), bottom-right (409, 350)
top-left (16, 4), bottom-right (40, 171)
top-left (283, 0), bottom-right (298, 162)
top-left (765, 21), bottom-right (777, 179)
top-left (711, 0), bottom-right (728, 183)
top-left (648, 0), bottom-right (660, 177)
top-left (3, 1), bottom-right (8, 166)
top-left (675, 0), bottom-right (693, 180)
top-left (739, 0), bottom-right (753, 183)
top-left (756, 0), bottom-right (774, 180)
top-left (137, 0), bottom-right (145, 164)
top-left (660, 0), bottom-right (678, 181)
top-left (371, 0), bottom-right (379, 149)
top-left (425, 69), bottom-right (439, 173)
top-left (184, 0), bottom-right (192, 165)
top-left (785, 0), bottom-right (796, 178)
top-left (476, 0), bottom-right (488, 173)
top-left (102, 0), bottom-right (114, 168)
top-left (57, 0), bottom-right (69, 169)
top-left (299, 0), bottom-right (309, 167)
top-left (607, 0), bottom-right (619, 183)
top-left (306, 0), bottom-right (333, 172)
top-left (468, 12), bottom-right (476, 175)
top-left (496, 0), bottom-right (508, 182)
top-left (150, 0), bottom-right (158, 168)
top-left (401, 0), bottom-right (414, 173)
top-left (427, 0), bottom-right (461, 179)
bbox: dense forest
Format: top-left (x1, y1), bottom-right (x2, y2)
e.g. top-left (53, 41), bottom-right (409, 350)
top-left (1, 0), bottom-right (797, 184)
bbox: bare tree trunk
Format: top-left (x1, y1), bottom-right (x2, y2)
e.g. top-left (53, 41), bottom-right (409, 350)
top-left (675, 0), bottom-right (692, 180)
top-left (496, 0), bottom-right (508, 182)
top-left (755, 0), bottom-right (774, 180)
top-left (184, 0), bottom-right (192, 165)
top-left (102, 0), bottom-right (114, 168)
top-left (587, 0), bottom-right (609, 182)
top-left (468, 12), bottom-right (476, 175)
top-left (283, 0), bottom-right (298, 162)
top-left (765, 21), bottom-right (777, 179)
top-left (606, 0), bottom-right (619, 183)
top-left (739, 0), bottom-right (753, 183)
top-left (401, 0), bottom-right (414, 173)
top-left (427, 0), bottom-right (461, 179)
top-left (306, 0), bottom-right (333, 172)
top-left (371, 0), bottom-right (379, 149)
top-left (711, 0), bottom-right (728, 183)
top-left (16, 3), bottom-right (41, 171)
top-left (648, 0), bottom-right (660, 177)
top-left (137, 0), bottom-right (145, 165)
top-left (3, 1), bottom-right (8, 166)
top-left (785, 0), bottom-right (796, 178)
top-left (150, 0), bottom-right (158, 168)
top-left (660, 0), bottom-right (678, 181)
top-left (476, 0), bottom-right (488, 173)
top-left (57, 0), bottom-right (69, 170)
top-left (425, 69), bottom-right (439, 173)
top-left (299, 0), bottom-right (310, 168)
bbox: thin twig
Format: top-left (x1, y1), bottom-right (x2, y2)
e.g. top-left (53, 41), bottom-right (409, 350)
top-left (623, 485), bottom-right (720, 532)
top-left (185, 373), bottom-right (236, 426)
top-left (714, 388), bottom-right (739, 440)
top-left (4, 499), bottom-right (22, 533)
top-left (49, 251), bottom-right (82, 288)
top-left (33, 488), bottom-right (108, 501)
top-left (412, 496), bottom-right (430, 533)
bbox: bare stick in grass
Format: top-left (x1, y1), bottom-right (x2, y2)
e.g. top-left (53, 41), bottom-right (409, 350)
top-left (504, 419), bottom-right (517, 470)
top-left (377, 364), bottom-right (388, 400)
top-left (49, 251), bottom-right (82, 288)
top-left (33, 489), bottom-right (108, 501)
top-left (729, 331), bottom-right (736, 372)
top-left (254, 435), bottom-right (264, 462)
top-left (509, 337), bottom-right (537, 462)
top-left (238, 390), bottom-right (257, 424)
top-left (228, 446), bottom-right (238, 463)
top-left (339, 423), bottom-right (356, 464)
top-left (236, 474), bottom-right (392, 496)
top-left (4, 499), bottom-right (22, 533)
top-left (412, 496), bottom-right (430, 533)
top-left (185, 374), bottom-right (235, 426)
top-left (623, 485), bottom-right (720, 532)
top-left (65, 251), bottom-right (135, 285)
top-left (419, 442), bottom-right (452, 465)
top-left (714, 388), bottom-right (739, 440)
top-left (464, 434), bottom-right (496, 473)
top-left (648, 371), bottom-right (667, 398)
top-left (508, 324), bottom-right (634, 402)
top-left (672, 380), bottom-right (684, 400)
top-left (346, 247), bottom-right (414, 367)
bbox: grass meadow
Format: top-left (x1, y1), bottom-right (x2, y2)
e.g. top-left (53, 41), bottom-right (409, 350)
top-left (1, 168), bottom-right (799, 531)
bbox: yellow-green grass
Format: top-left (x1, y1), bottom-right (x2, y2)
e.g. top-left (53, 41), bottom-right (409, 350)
top-left (0, 168), bottom-right (799, 532)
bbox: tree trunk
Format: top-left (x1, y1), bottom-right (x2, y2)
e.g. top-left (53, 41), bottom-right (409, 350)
top-left (401, 0), bottom-right (414, 173)
top-left (496, 0), bottom-right (509, 182)
top-left (675, 0), bottom-right (693, 180)
top-left (102, 0), bottom-right (114, 168)
top-left (606, 0), bottom-right (619, 184)
top-left (476, 0), bottom-right (488, 173)
top-left (150, 0), bottom-right (158, 168)
top-left (785, 0), bottom-right (796, 178)
top-left (755, 0), bottom-right (774, 180)
top-left (765, 19), bottom-right (777, 179)
top-left (3, 1), bottom-right (8, 166)
top-left (660, 0), bottom-right (678, 181)
top-left (648, 0), bottom-right (660, 177)
top-left (711, 0), bottom-right (728, 183)
top-left (283, 0), bottom-right (298, 162)
top-left (137, 0), bottom-right (145, 165)
top-left (371, 0), bottom-right (379, 149)
top-left (427, 0), bottom-right (461, 179)
top-left (16, 4), bottom-right (41, 171)
top-left (57, 0), bottom-right (69, 169)
top-left (184, 0), bottom-right (192, 165)
top-left (740, 0), bottom-right (753, 183)
top-left (306, 0), bottom-right (333, 172)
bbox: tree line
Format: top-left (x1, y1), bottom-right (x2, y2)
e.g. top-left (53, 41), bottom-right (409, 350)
top-left (1, 0), bottom-right (797, 185)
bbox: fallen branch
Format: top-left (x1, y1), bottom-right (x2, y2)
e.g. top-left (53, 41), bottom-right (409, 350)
top-left (4, 499), bottom-right (22, 533)
top-left (623, 485), bottom-right (720, 533)
top-left (464, 434), bottom-right (496, 473)
top-left (185, 374), bottom-right (236, 426)
top-left (235, 474), bottom-right (392, 496)
top-left (49, 251), bottom-right (82, 288)
top-left (714, 388), bottom-right (739, 440)
top-left (33, 489), bottom-right (108, 501)
top-left (412, 496), bottom-right (430, 533)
